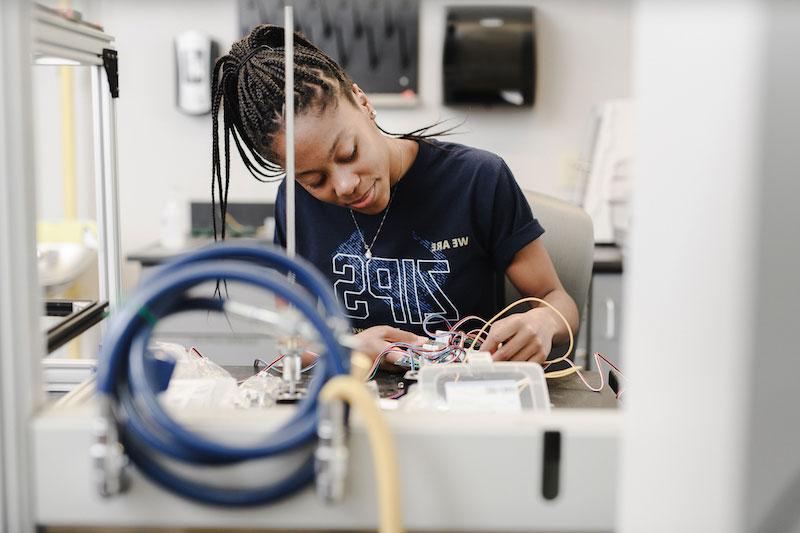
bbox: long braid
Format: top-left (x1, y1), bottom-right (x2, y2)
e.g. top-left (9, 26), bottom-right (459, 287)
top-left (211, 24), bottom-right (458, 242)
top-left (210, 54), bottom-right (230, 242)
top-left (222, 91), bottom-right (232, 241)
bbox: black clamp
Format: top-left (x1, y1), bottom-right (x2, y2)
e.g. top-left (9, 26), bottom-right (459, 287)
top-left (102, 48), bottom-right (119, 98)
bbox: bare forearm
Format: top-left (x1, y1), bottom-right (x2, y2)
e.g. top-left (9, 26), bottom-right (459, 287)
top-left (498, 240), bottom-right (581, 362)
top-left (524, 288), bottom-right (579, 346)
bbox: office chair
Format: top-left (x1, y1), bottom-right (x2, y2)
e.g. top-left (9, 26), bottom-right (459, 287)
top-left (504, 190), bottom-right (594, 359)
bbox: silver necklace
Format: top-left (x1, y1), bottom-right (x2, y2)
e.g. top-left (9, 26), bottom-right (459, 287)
top-left (349, 143), bottom-right (404, 260)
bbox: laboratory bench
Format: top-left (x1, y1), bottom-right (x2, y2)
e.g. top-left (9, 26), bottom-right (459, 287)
top-left (225, 365), bottom-right (619, 409)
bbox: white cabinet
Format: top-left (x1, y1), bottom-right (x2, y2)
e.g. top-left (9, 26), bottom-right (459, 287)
top-left (586, 246), bottom-right (624, 369)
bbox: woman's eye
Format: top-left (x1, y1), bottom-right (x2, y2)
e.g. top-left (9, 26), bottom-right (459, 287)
top-left (343, 145), bottom-right (358, 163)
top-left (305, 174), bottom-right (325, 189)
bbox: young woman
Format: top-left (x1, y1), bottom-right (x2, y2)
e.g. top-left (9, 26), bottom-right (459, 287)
top-left (212, 25), bottom-right (579, 365)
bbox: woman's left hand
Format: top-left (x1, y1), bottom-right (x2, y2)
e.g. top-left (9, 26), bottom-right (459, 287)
top-left (482, 309), bottom-right (557, 364)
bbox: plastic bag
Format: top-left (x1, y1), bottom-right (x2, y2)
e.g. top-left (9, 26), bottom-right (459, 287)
top-left (153, 342), bottom-right (238, 408)
top-left (235, 371), bottom-right (284, 408)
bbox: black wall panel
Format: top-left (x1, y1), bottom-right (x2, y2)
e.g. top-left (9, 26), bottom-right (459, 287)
top-left (238, 0), bottom-right (419, 98)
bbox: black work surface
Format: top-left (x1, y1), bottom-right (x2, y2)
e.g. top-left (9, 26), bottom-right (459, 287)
top-left (545, 369), bottom-right (618, 408)
top-left (225, 366), bottom-right (617, 409)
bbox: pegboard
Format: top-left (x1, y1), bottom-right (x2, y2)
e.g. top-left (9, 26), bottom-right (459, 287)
top-left (238, 0), bottom-right (420, 106)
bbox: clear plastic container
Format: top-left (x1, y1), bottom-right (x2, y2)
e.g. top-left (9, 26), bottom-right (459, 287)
top-left (403, 351), bottom-right (551, 412)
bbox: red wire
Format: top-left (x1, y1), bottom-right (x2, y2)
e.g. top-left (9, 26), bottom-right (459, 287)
top-left (561, 352), bottom-right (627, 398)
top-left (449, 315), bottom-right (487, 333)
top-left (257, 354), bottom-right (285, 376)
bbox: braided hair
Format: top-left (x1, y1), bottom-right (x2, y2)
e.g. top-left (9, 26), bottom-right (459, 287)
top-left (212, 24), bottom-right (455, 241)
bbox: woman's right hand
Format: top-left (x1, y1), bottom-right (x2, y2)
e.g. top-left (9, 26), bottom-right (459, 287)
top-left (353, 326), bottom-right (427, 364)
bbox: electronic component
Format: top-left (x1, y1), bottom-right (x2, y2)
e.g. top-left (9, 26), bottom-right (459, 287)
top-left (278, 350), bottom-right (305, 401)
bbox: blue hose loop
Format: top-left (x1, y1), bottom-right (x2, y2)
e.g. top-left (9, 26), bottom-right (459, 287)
top-left (141, 241), bottom-right (342, 319)
top-left (126, 263), bottom-right (332, 459)
top-left (124, 438), bottom-right (317, 507)
top-left (96, 243), bottom-right (351, 505)
top-left (98, 243), bottom-right (350, 390)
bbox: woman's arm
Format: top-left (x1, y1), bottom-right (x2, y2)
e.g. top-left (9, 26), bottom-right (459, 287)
top-left (482, 239), bottom-right (579, 363)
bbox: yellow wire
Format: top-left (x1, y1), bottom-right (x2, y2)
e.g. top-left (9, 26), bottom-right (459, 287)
top-left (350, 350), bottom-right (373, 381)
top-left (543, 367), bottom-right (581, 379)
top-left (474, 297), bottom-right (575, 375)
top-left (318, 353), bottom-right (404, 533)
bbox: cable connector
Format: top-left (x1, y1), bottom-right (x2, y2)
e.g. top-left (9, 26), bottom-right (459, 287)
top-left (434, 330), bottom-right (451, 345)
top-left (315, 399), bottom-right (348, 503)
top-left (89, 405), bottom-right (129, 497)
top-left (465, 350), bottom-right (493, 366)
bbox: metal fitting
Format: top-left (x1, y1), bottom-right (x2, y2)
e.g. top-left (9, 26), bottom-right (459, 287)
top-left (90, 406), bottom-right (129, 498)
top-left (315, 400), bottom-right (349, 503)
top-left (282, 350), bottom-right (302, 395)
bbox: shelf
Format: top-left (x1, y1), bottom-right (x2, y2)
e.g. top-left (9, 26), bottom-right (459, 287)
top-left (31, 4), bottom-right (114, 66)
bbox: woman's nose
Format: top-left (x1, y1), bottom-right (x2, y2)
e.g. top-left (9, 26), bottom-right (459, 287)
top-left (331, 171), bottom-right (360, 200)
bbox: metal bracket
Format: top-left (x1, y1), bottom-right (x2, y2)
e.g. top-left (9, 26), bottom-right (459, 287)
top-left (89, 402), bottom-right (129, 497)
top-left (315, 399), bottom-right (348, 503)
top-left (101, 48), bottom-right (118, 98)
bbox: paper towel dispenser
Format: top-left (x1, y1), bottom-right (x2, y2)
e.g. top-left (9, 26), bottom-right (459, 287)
top-left (443, 6), bottom-right (535, 107)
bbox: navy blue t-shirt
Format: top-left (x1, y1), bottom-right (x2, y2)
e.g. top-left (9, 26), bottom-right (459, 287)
top-left (274, 139), bottom-right (544, 336)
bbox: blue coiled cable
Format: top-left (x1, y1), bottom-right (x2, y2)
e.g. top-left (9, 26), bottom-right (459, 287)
top-left (96, 243), bottom-right (350, 506)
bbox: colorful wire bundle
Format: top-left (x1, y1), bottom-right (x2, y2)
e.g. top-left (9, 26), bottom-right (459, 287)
top-left (366, 300), bottom-right (629, 399)
top-left (366, 342), bottom-right (467, 381)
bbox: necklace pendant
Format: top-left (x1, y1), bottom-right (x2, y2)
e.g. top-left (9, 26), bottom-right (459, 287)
top-left (365, 249), bottom-right (373, 259)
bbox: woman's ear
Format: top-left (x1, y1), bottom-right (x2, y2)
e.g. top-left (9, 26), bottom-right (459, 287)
top-left (351, 83), bottom-right (375, 118)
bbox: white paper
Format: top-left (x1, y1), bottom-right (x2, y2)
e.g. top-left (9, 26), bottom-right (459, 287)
top-left (444, 379), bottom-right (522, 413)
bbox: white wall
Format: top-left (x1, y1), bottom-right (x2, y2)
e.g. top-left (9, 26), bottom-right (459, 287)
top-left (743, 2), bottom-right (800, 530)
top-left (32, 67), bottom-right (96, 221)
top-left (93, 0), bottom-right (631, 286)
top-left (620, 1), bottom-right (800, 532)
top-left (619, 2), bottom-right (760, 530)
top-left (403, 0), bottom-right (632, 201)
top-left (32, 0), bottom-right (97, 222)
top-left (90, 0), bottom-right (241, 288)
